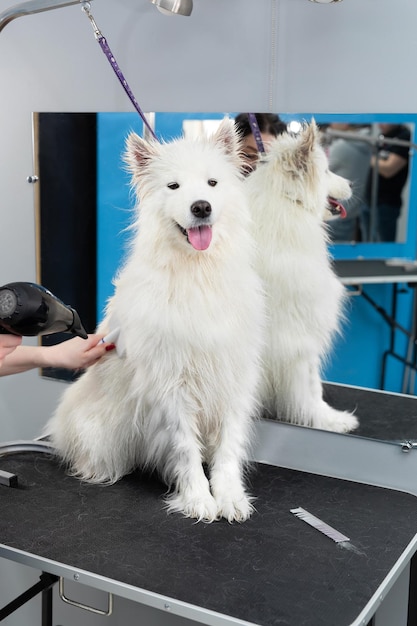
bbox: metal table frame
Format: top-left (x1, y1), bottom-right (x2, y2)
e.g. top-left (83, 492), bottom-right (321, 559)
top-left (335, 258), bottom-right (417, 392)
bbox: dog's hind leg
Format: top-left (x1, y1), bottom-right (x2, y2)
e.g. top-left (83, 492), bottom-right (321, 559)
top-left (306, 364), bottom-right (358, 433)
top-left (277, 356), bottom-right (358, 433)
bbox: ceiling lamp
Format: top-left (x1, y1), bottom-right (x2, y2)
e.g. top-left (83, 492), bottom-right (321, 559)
top-left (150, 0), bottom-right (193, 16)
top-left (309, 0), bottom-right (343, 3)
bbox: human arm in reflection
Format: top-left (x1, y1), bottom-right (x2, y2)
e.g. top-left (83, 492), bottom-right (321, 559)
top-left (364, 123), bottom-right (411, 242)
top-left (371, 150), bottom-right (408, 178)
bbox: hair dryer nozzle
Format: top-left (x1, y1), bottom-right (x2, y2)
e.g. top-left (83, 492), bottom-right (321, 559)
top-left (68, 307), bottom-right (88, 339)
top-left (0, 282), bottom-right (88, 338)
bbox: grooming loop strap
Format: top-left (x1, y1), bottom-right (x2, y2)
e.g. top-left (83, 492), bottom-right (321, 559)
top-left (81, 1), bottom-right (158, 142)
top-left (247, 113), bottom-right (266, 156)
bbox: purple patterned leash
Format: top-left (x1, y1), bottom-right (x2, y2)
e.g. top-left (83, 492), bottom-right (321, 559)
top-left (247, 113), bottom-right (266, 156)
top-left (81, 2), bottom-right (159, 142)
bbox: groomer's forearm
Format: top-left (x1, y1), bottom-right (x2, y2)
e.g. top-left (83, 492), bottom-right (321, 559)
top-left (372, 153), bottom-right (407, 178)
top-left (0, 346), bottom-right (49, 376)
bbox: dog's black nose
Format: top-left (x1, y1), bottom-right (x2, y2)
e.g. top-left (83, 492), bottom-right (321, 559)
top-left (191, 200), bottom-right (211, 219)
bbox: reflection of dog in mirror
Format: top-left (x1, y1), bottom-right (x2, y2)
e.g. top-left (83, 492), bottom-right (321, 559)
top-left (45, 119), bottom-right (265, 522)
top-left (245, 121), bottom-right (358, 433)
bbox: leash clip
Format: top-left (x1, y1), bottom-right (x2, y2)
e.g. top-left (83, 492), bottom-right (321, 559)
top-left (81, 1), bottom-right (101, 39)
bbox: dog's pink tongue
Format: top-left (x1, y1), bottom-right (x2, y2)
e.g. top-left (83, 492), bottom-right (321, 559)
top-left (328, 197), bottom-right (347, 219)
top-left (338, 203), bottom-right (347, 219)
top-left (187, 226), bottom-right (212, 250)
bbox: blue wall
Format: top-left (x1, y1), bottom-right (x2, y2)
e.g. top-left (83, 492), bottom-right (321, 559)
top-left (97, 112), bottom-right (417, 395)
top-left (325, 283), bottom-right (415, 393)
top-left (96, 112), bottom-right (143, 317)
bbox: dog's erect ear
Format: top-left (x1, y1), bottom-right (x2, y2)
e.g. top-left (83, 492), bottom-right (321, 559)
top-left (124, 132), bottom-right (160, 173)
top-left (211, 118), bottom-right (242, 167)
top-left (297, 122), bottom-right (318, 168)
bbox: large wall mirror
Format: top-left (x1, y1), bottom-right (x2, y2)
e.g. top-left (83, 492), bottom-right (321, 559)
top-left (33, 111), bottom-right (417, 445)
top-left (92, 111), bottom-right (417, 313)
top-left (33, 111), bottom-right (417, 321)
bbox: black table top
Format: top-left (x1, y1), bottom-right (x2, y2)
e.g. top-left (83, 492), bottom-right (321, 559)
top-left (1, 451), bottom-right (417, 626)
top-left (333, 258), bottom-right (417, 284)
top-left (323, 382), bottom-right (417, 442)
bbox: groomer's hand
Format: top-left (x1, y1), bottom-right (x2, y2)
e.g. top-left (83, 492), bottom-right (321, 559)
top-left (45, 334), bottom-right (115, 370)
top-left (0, 334), bottom-right (115, 377)
top-left (0, 334), bottom-right (22, 367)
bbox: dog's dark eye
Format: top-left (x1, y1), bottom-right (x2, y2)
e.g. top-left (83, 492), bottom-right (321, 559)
top-left (167, 182), bottom-right (180, 190)
top-left (208, 179), bottom-right (218, 187)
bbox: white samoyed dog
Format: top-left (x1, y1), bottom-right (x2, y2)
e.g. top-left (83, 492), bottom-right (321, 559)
top-left (45, 119), bottom-right (265, 523)
top-left (245, 121), bottom-right (358, 433)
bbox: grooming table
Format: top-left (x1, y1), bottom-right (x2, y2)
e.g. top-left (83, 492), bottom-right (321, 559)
top-left (2, 383), bottom-right (417, 626)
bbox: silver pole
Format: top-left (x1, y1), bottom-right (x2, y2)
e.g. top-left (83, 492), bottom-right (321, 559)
top-left (143, 112), bottom-right (156, 141)
top-left (325, 128), bottom-right (417, 151)
top-left (0, 0), bottom-right (83, 33)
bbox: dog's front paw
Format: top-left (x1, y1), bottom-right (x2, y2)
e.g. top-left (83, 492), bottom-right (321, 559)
top-left (165, 490), bottom-right (219, 523)
top-left (214, 489), bottom-right (255, 523)
top-left (219, 496), bottom-right (255, 523)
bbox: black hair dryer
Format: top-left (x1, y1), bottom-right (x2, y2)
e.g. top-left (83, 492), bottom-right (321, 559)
top-left (0, 282), bottom-right (88, 339)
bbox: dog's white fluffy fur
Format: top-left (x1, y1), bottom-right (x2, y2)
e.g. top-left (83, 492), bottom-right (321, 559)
top-left (245, 121), bottom-right (358, 433)
top-left (45, 119), bottom-right (265, 523)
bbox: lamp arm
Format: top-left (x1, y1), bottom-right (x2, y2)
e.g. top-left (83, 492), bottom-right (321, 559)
top-left (0, 0), bottom-right (83, 33)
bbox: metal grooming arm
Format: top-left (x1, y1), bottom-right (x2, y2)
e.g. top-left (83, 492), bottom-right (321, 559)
top-left (0, 439), bottom-right (56, 488)
top-left (0, 0), bottom-right (86, 33)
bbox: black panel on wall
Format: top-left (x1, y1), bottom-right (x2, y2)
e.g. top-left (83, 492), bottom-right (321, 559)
top-left (37, 112), bottom-right (97, 381)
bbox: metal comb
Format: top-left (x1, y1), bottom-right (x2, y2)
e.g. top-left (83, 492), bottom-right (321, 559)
top-left (290, 507), bottom-right (350, 544)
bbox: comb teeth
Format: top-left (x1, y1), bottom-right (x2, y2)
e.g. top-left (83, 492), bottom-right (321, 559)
top-left (290, 507), bottom-right (350, 544)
